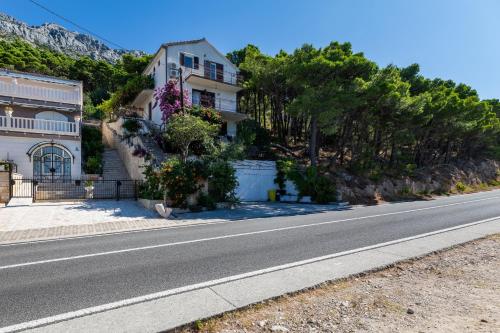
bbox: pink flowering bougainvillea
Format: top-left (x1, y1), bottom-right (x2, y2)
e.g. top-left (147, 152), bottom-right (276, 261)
top-left (154, 80), bottom-right (191, 122)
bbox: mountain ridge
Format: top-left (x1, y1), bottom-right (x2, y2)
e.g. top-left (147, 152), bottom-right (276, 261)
top-left (0, 12), bottom-right (144, 62)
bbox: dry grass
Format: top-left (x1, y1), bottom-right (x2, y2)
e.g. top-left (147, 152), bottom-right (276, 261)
top-left (175, 235), bottom-right (500, 333)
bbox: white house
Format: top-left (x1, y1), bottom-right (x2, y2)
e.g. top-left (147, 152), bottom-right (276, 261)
top-left (0, 69), bottom-right (83, 181)
top-left (131, 38), bottom-right (245, 138)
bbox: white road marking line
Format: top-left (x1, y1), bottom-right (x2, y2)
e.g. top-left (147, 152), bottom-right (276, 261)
top-left (0, 195), bottom-right (499, 270)
top-left (0, 217), bottom-right (498, 333)
top-left (1, 190), bottom-right (498, 247)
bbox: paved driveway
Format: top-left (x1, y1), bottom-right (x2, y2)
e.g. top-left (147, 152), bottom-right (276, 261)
top-left (0, 200), bottom-right (346, 244)
top-left (0, 200), bottom-right (161, 231)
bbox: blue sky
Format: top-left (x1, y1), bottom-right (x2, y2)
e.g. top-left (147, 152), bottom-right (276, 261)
top-left (2, 0), bottom-right (499, 99)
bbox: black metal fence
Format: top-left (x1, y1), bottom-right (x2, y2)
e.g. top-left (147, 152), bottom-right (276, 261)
top-left (10, 178), bottom-right (140, 202)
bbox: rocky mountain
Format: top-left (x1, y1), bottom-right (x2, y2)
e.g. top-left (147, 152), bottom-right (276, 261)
top-left (0, 12), bottom-right (143, 62)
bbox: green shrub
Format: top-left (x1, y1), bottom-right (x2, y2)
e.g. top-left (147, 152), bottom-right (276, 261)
top-left (122, 118), bottom-right (142, 134)
top-left (399, 186), bottom-right (412, 196)
top-left (85, 156), bottom-right (102, 174)
top-left (404, 163), bottom-right (418, 177)
top-left (197, 192), bottom-right (216, 210)
top-left (160, 158), bottom-right (205, 208)
top-left (236, 119), bottom-right (272, 157)
top-left (455, 181), bottom-right (466, 192)
top-left (188, 105), bottom-right (222, 125)
top-left (274, 158), bottom-right (298, 193)
top-left (100, 75), bottom-right (155, 118)
top-left (81, 125), bottom-right (104, 174)
top-left (367, 168), bottom-right (383, 182)
top-left (207, 159), bottom-right (239, 203)
top-left (138, 165), bottom-right (164, 200)
top-left (289, 166), bottom-right (336, 204)
top-left (489, 179), bottom-right (500, 187)
top-left (164, 114), bottom-right (218, 161)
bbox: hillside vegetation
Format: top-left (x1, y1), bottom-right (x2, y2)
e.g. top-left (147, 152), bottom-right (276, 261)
top-left (229, 44), bottom-right (500, 175)
top-left (0, 38), bottom-right (152, 118)
top-left (1, 37), bottom-right (499, 183)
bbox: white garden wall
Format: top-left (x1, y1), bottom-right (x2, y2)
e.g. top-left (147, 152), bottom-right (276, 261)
top-left (232, 160), bottom-right (297, 202)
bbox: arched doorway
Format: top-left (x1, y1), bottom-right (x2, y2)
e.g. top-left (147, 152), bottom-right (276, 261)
top-left (32, 144), bottom-right (72, 182)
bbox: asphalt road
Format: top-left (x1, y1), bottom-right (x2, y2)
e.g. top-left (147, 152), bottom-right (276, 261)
top-left (1, 190), bottom-right (500, 328)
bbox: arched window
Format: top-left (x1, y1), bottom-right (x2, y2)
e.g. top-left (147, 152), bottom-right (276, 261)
top-left (32, 145), bottom-right (72, 182)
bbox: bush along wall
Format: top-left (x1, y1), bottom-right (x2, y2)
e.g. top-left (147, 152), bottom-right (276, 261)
top-left (81, 125), bottom-right (104, 175)
top-left (275, 158), bottom-right (336, 204)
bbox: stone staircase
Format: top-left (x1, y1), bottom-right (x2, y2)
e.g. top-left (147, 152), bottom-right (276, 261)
top-left (138, 133), bottom-right (167, 167)
top-left (137, 120), bottom-right (167, 167)
top-left (102, 148), bottom-right (131, 180)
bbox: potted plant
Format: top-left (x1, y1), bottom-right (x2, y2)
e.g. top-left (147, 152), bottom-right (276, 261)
top-left (84, 180), bottom-right (94, 199)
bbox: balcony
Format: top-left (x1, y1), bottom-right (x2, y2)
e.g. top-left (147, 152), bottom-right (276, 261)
top-left (181, 65), bottom-right (243, 93)
top-left (0, 73), bottom-right (82, 110)
top-left (0, 115), bottom-right (79, 136)
top-left (194, 97), bottom-right (247, 122)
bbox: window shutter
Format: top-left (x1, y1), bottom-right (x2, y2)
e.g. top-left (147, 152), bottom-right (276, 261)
top-left (204, 60), bottom-right (210, 78)
top-left (180, 53), bottom-right (185, 66)
top-left (216, 63), bottom-right (224, 82)
top-left (194, 56), bottom-right (199, 69)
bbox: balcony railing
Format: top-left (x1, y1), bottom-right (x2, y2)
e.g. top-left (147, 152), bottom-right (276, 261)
top-left (0, 79), bottom-right (82, 105)
top-left (193, 97), bottom-right (237, 113)
top-left (215, 97), bottom-right (238, 113)
top-left (181, 64), bottom-right (243, 87)
top-left (0, 116), bottom-right (79, 136)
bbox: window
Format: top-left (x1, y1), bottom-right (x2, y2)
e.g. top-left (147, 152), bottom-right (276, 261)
top-left (210, 63), bottom-right (217, 80)
top-left (180, 53), bottom-right (199, 69)
top-left (184, 55), bottom-right (193, 68)
top-left (192, 90), bottom-right (201, 106)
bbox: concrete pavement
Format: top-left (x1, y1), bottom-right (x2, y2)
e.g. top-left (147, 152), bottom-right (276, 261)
top-left (0, 201), bottom-right (346, 244)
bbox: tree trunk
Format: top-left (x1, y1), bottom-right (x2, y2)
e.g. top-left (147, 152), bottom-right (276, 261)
top-left (310, 112), bottom-right (318, 166)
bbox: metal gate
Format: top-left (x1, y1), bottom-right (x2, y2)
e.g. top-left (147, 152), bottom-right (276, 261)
top-left (10, 178), bottom-right (35, 198)
top-left (8, 178), bottom-right (139, 202)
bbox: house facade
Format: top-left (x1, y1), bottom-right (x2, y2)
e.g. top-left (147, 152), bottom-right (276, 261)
top-left (0, 69), bottom-right (83, 181)
top-left (132, 38), bottom-right (245, 138)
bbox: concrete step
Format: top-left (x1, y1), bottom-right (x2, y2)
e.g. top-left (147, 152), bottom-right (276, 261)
top-left (102, 149), bottom-right (130, 180)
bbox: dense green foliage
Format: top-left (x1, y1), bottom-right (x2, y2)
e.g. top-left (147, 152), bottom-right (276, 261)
top-left (230, 43), bottom-right (500, 174)
top-left (206, 159), bottom-right (239, 203)
top-left (274, 158), bottom-right (336, 203)
top-left (164, 113), bottom-right (219, 162)
top-left (138, 164), bottom-right (164, 200)
top-left (0, 38), bottom-right (153, 117)
top-left (160, 157), bottom-right (206, 208)
top-left (81, 126), bottom-right (104, 174)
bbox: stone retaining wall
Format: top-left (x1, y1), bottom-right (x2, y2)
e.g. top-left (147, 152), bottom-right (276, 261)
top-left (0, 171), bottom-right (9, 203)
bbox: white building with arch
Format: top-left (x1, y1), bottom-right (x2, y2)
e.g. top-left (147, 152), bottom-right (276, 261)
top-left (0, 69), bottom-right (83, 180)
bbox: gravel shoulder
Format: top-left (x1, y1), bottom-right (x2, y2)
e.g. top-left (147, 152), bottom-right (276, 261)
top-left (178, 234), bottom-right (500, 333)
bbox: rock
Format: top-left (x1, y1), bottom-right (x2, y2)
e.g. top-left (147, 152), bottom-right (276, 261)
top-left (155, 203), bottom-right (172, 218)
top-left (480, 319), bottom-right (488, 323)
top-left (0, 13), bottom-right (143, 62)
top-left (271, 325), bottom-right (289, 332)
top-left (257, 320), bottom-right (267, 327)
top-left (407, 308), bottom-right (415, 315)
